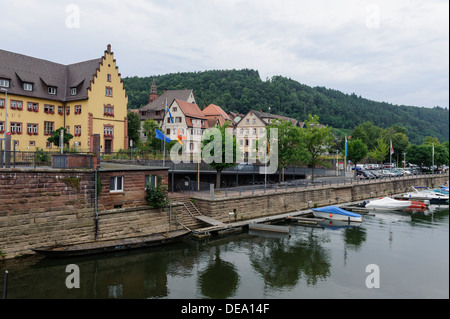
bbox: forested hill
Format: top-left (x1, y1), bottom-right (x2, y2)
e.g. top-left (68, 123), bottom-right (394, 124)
top-left (123, 69), bottom-right (449, 144)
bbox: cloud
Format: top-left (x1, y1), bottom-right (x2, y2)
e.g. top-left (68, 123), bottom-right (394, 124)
top-left (1, 0), bottom-right (448, 108)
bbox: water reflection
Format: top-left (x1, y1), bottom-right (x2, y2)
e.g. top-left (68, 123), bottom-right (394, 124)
top-left (198, 246), bottom-right (240, 299)
top-left (0, 207), bottom-right (447, 299)
top-left (250, 231), bottom-right (331, 289)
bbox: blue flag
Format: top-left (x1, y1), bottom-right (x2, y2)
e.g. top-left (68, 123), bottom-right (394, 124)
top-left (166, 107), bottom-right (174, 124)
top-left (155, 129), bottom-right (172, 144)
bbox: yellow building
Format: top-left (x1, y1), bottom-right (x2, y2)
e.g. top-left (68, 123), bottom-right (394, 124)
top-left (0, 44), bottom-right (128, 153)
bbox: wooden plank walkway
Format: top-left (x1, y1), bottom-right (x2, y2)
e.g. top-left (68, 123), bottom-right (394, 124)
top-left (193, 209), bottom-right (312, 236)
top-left (195, 215), bottom-right (226, 227)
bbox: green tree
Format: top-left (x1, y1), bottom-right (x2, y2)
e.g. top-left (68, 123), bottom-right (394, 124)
top-left (368, 137), bottom-right (389, 163)
top-left (263, 120), bottom-right (305, 181)
top-left (202, 122), bottom-right (238, 189)
top-left (47, 127), bottom-right (73, 148)
top-left (127, 111), bottom-right (141, 146)
top-left (301, 115), bottom-right (334, 182)
top-left (347, 139), bottom-right (368, 176)
top-left (142, 120), bottom-right (161, 151)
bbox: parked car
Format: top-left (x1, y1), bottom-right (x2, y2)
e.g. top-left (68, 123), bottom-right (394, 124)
top-left (357, 170), bottom-right (375, 179)
top-left (380, 169), bottom-right (396, 177)
top-left (370, 170), bottom-right (383, 179)
top-left (236, 162), bottom-right (254, 171)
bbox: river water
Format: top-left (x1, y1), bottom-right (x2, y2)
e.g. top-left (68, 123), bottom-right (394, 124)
top-left (1, 206), bottom-right (448, 299)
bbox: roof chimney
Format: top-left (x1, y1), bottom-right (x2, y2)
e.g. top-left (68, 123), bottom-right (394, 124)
top-left (107, 44), bottom-right (111, 54)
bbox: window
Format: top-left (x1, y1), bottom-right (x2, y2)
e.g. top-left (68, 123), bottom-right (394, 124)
top-left (48, 87), bottom-right (57, 95)
top-left (0, 121), bottom-right (4, 133)
top-left (66, 126), bottom-right (70, 134)
top-left (0, 79), bottom-right (10, 88)
top-left (145, 175), bottom-right (157, 190)
top-left (246, 119), bottom-right (250, 124)
top-left (46, 141), bottom-right (52, 149)
top-left (66, 106), bottom-right (70, 115)
top-left (0, 99), bottom-right (4, 109)
top-left (166, 128), bottom-right (170, 135)
top-left (175, 117), bottom-right (182, 123)
top-left (29, 141), bottom-right (35, 147)
top-left (27, 102), bottom-right (39, 112)
top-left (10, 122), bottom-right (22, 134)
top-left (27, 124), bottom-right (38, 135)
top-left (104, 126), bottom-right (114, 137)
top-left (44, 104), bottom-right (55, 114)
top-left (44, 121), bottom-right (54, 136)
top-left (201, 120), bottom-right (205, 126)
top-left (110, 176), bottom-right (123, 193)
top-left (75, 105), bottom-right (82, 114)
top-left (104, 105), bottom-right (114, 116)
top-left (190, 143), bottom-right (194, 151)
top-left (173, 107), bottom-right (178, 112)
top-left (23, 83), bottom-right (33, 91)
top-left (105, 87), bottom-right (113, 97)
top-left (74, 125), bottom-right (81, 137)
top-left (58, 106), bottom-right (64, 115)
top-left (253, 119), bottom-right (256, 124)
top-left (10, 100), bottom-right (23, 110)
top-left (107, 74), bottom-right (112, 82)
top-left (70, 88), bottom-right (77, 96)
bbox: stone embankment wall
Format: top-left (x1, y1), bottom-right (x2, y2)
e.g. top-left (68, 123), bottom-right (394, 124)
top-left (193, 175), bottom-right (449, 223)
top-left (0, 172), bottom-right (447, 259)
top-left (0, 169), bottom-right (176, 259)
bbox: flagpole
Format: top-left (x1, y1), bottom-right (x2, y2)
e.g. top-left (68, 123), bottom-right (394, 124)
top-left (390, 140), bottom-right (392, 173)
top-left (163, 98), bottom-right (167, 167)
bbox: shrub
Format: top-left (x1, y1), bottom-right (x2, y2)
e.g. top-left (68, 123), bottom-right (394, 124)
top-left (146, 176), bottom-right (169, 209)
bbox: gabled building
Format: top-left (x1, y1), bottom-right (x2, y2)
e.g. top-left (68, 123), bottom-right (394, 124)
top-left (138, 80), bottom-right (196, 142)
top-left (236, 110), bottom-right (300, 159)
top-left (0, 45), bottom-right (128, 153)
top-left (165, 99), bottom-right (208, 157)
top-left (202, 103), bottom-right (233, 128)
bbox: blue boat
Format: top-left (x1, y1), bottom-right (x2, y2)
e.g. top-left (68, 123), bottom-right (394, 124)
top-left (312, 206), bottom-right (363, 223)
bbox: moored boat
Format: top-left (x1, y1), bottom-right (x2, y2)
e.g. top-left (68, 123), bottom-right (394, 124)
top-left (312, 206), bottom-right (363, 223)
top-left (395, 187), bottom-right (449, 205)
top-left (362, 197), bottom-right (413, 212)
top-left (32, 229), bottom-right (191, 258)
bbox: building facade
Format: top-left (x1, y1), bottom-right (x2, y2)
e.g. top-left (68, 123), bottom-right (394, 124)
top-left (0, 45), bottom-right (128, 153)
top-left (138, 80), bottom-right (196, 142)
top-left (236, 110), bottom-right (300, 159)
top-left (165, 99), bottom-right (208, 158)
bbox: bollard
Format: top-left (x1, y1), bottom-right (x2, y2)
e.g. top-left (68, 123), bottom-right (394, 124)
top-left (3, 270), bottom-right (8, 299)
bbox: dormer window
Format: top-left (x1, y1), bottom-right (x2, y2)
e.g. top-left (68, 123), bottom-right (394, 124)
top-left (48, 87), bottom-right (57, 95)
top-left (71, 88), bottom-right (77, 96)
top-left (23, 83), bottom-right (33, 91)
top-left (0, 79), bottom-right (10, 88)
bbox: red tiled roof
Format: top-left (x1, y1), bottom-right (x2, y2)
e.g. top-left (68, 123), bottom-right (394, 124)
top-left (175, 99), bottom-right (207, 120)
top-left (202, 104), bottom-right (232, 121)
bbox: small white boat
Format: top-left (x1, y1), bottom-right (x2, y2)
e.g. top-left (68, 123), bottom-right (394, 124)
top-left (363, 197), bottom-right (413, 211)
top-left (312, 206), bottom-right (363, 223)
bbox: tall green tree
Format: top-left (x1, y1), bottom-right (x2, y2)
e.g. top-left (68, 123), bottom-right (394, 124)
top-left (263, 120), bottom-right (305, 181)
top-left (202, 122), bottom-right (238, 189)
top-left (368, 137), bottom-right (389, 163)
top-left (127, 112), bottom-right (141, 147)
top-left (142, 119), bottom-right (161, 151)
top-left (347, 139), bottom-right (368, 176)
top-left (301, 115), bottom-right (334, 182)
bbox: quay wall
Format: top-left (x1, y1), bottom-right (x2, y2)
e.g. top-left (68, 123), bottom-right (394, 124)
top-left (192, 175), bottom-right (449, 223)
top-left (0, 169), bottom-right (176, 259)
top-left (0, 172), bottom-right (447, 259)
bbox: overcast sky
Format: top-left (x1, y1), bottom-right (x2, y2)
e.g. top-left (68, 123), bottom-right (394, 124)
top-left (2, 0), bottom-right (449, 109)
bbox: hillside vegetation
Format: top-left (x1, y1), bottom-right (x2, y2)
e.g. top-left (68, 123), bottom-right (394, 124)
top-left (123, 69), bottom-right (449, 145)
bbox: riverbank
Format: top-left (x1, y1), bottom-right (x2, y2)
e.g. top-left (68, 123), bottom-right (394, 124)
top-left (0, 174), bottom-right (447, 259)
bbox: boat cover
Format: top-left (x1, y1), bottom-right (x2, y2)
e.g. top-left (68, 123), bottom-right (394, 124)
top-left (365, 197), bottom-right (412, 209)
top-left (312, 206), bottom-right (362, 218)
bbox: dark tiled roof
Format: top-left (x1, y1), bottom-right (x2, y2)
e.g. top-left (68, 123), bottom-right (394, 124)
top-left (250, 110), bottom-right (299, 126)
top-left (140, 89), bottom-right (194, 111)
top-left (0, 48), bottom-right (102, 102)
